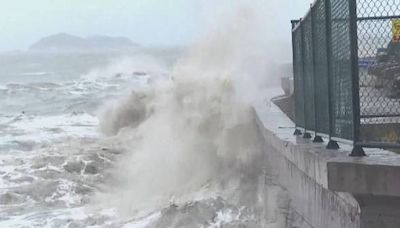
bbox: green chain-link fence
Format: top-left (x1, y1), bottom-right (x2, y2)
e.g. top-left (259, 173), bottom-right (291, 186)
top-left (313, 0), bottom-right (330, 136)
top-left (292, 23), bottom-right (306, 129)
top-left (357, 0), bottom-right (400, 147)
top-left (292, 0), bottom-right (400, 155)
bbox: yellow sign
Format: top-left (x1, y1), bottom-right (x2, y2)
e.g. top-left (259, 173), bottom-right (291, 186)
top-left (392, 20), bottom-right (400, 43)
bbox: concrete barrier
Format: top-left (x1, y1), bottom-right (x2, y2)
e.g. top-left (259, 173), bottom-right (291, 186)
top-left (254, 88), bottom-right (400, 228)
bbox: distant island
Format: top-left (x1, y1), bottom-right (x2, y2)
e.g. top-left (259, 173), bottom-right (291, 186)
top-left (29, 33), bottom-right (139, 51)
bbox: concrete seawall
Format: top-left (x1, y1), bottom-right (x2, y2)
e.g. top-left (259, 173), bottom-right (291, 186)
top-left (254, 88), bottom-right (400, 228)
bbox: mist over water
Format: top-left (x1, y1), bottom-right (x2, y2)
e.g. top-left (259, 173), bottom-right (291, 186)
top-left (0, 1), bottom-right (293, 227)
top-left (93, 4), bottom-right (290, 227)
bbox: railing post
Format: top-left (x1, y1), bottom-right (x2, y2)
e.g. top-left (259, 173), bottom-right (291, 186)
top-left (324, 0), bottom-right (340, 150)
top-left (348, 0), bottom-right (366, 156)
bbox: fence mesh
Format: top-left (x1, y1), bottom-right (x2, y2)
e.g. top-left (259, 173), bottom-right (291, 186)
top-left (357, 0), bottom-right (400, 145)
top-left (329, 0), bottom-right (354, 140)
top-left (303, 15), bottom-right (317, 131)
top-left (312, 0), bottom-right (331, 135)
top-left (293, 26), bottom-right (305, 128)
top-left (292, 0), bottom-right (400, 148)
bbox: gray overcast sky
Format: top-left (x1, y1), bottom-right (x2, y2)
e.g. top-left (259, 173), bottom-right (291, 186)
top-left (0, 0), bottom-right (310, 51)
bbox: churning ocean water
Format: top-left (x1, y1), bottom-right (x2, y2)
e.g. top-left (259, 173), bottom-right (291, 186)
top-left (0, 52), bottom-right (160, 227)
top-left (0, 49), bottom-right (290, 228)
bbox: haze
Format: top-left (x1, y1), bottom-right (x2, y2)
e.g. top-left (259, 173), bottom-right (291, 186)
top-left (0, 0), bottom-right (310, 52)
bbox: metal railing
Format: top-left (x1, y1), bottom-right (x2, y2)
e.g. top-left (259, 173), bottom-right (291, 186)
top-left (292, 0), bottom-right (400, 155)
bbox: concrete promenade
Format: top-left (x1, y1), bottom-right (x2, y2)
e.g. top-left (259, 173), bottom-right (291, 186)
top-left (254, 87), bottom-right (400, 228)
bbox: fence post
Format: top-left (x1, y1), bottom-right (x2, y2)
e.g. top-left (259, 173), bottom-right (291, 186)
top-left (324, 0), bottom-right (340, 150)
top-left (348, 0), bottom-right (366, 156)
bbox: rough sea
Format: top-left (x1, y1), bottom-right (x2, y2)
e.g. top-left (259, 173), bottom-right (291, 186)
top-left (0, 49), bottom-right (290, 228)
